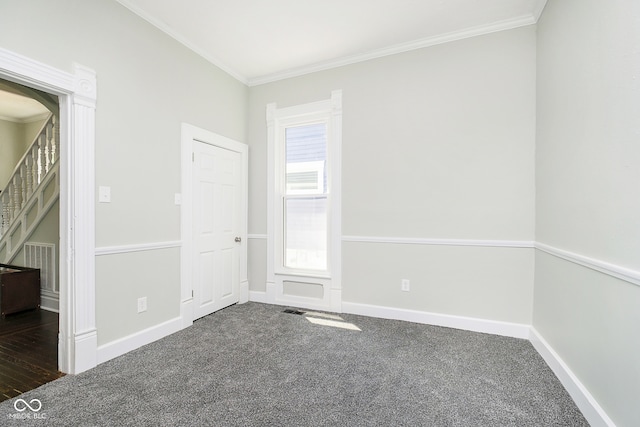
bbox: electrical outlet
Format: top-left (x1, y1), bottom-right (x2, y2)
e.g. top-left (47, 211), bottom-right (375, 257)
top-left (137, 297), bottom-right (147, 313)
top-left (401, 279), bottom-right (410, 292)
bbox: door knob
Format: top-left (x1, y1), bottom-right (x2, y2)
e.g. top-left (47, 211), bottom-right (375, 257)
top-left (235, 237), bottom-right (242, 243)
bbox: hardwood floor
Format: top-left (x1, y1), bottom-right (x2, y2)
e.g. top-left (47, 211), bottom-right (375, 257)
top-left (0, 309), bottom-right (64, 402)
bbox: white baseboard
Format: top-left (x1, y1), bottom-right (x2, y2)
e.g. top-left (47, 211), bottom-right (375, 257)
top-left (249, 295), bottom-right (529, 339)
top-left (71, 329), bottom-right (98, 374)
top-left (96, 317), bottom-right (182, 365)
top-left (341, 301), bottom-right (531, 339)
top-left (249, 290), bottom-right (268, 303)
top-left (529, 328), bottom-right (615, 427)
top-left (239, 280), bottom-right (249, 304)
top-left (180, 298), bottom-right (194, 329)
top-left (245, 295), bottom-right (613, 425)
top-left (40, 294), bottom-right (59, 313)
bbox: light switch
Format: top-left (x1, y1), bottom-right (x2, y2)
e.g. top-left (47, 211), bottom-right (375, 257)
top-left (174, 193), bottom-right (182, 205)
top-left (98, 186), bottom-right (111, 203)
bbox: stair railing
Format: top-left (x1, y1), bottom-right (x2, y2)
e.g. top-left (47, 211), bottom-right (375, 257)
top-left (0, 114), bottom-right (58, 238)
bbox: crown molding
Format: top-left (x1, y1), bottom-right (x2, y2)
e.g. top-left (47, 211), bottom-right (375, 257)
top-left (114, 0), bottom-right (248, 85)
top-left (114, 1), bottom-right (546, 88)
top-left (247, 14), bottom-right (537, 86)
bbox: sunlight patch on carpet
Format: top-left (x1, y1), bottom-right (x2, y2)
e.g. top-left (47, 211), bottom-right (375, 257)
top-left (305, 316), bottom-right (361, 331)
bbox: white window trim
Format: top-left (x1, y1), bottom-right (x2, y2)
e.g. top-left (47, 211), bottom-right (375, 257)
top-left (266, 90), bottom-right (342, 312)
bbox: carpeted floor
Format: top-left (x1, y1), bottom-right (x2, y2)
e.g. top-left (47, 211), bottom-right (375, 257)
top-left (0, 302), bottom-right (588, 426)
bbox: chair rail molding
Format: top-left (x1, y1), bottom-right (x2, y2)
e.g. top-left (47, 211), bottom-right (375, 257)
top-left (0, 47), bottom-right (97, 375)
top-left (95, 240), bottom-right (182, 256)
top-left (536, 242), bottom-right (640, 287)
top-left (342, 235), bottom-right (535, 248)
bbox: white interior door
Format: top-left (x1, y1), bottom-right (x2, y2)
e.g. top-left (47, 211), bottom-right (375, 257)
top-left (192, 140), bottom-right (242, 320)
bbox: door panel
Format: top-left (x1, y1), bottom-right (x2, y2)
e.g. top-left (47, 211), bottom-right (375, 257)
top-left (192, 141), bottom-right (241, 320)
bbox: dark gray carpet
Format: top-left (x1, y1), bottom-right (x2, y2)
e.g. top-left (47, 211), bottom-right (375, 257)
top-left (0, 302), bottom-right (588, 426)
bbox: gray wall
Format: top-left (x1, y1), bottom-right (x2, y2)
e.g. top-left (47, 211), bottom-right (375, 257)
top-left (0, 117), bottom-right (43, 189)
top-left (0, 0), bottom-right (248, 346)
top-left (23, 115), bottom-right (48, 150)
top-left (535, 0), bottom-right (640, 425)
top-left (247, 26), bottom-right (536, 324)
top-left (0, 119), bottom-right (22, 189)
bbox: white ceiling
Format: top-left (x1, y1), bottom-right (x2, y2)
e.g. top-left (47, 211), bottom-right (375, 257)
top-left (117, 0), bottom-right (547, 86)
top-left (0, 90), bottom-right (49, 122)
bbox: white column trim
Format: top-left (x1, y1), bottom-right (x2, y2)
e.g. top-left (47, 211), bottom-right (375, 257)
top-left (66, 67), bottom-right (97, 373)
top-left (329, 90), bottom-right (342, 309)
top-left (265, 103), bottom-right (277, 301)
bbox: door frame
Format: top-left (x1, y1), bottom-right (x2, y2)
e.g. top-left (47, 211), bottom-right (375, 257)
top-left (180, 123), bottom-right (248, 327)
top-left (0, 48), bottom-right (97, 374)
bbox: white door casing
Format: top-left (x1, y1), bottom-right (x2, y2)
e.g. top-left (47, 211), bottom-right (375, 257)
top-left (181, 124), bottom-right (248, 326)
top-left (0, 48), bottom-right (97, 374)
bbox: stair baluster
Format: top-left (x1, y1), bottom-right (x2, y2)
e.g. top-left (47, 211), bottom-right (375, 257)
top-left (12, 175), bottom-right (20, 217)
top-left (39, 133), bottom-right (47, 185)
top-left (50, 116), bottom-right (58, 164)
top-left (25, 155), bottom-right (33, 200)
top-left (0, 114), bottom-right (57, 244)
top-left (46, 118), bottom-right (55, 172)
top-left (20, 165), bottom-right (27, 210)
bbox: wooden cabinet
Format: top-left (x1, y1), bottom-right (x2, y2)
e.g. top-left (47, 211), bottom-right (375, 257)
top-left (0, 263), bottom-right (40, 317)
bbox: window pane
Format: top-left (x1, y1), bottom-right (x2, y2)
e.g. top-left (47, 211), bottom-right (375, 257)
top-left (284, 196), bottom-right (327, 270)
top-left (286, 124), bottom-right (327, 195)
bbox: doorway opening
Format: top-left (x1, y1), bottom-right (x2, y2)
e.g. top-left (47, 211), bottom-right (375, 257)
top-left (0, 47), bottom-right (97, 375)
top-left (0, 79), bottom-right (62, 399)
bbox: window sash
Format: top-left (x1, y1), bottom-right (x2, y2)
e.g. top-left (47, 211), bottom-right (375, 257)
top-left (283, 195), bottom-right (328, 272)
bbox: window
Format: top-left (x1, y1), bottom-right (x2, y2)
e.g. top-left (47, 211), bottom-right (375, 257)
top-left (267, 90), bottom-right (342, 293)
top-left (284, 123), bottom-right (328, 270)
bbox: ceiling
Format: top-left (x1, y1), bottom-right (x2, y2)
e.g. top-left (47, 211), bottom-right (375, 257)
top-left (117, 0), bottom-right (547, 86)
top-left (0, 90), bottom-right (49, 122)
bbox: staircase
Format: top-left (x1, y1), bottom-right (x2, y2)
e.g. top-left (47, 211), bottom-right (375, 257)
top-left (0, 114), bottom-right (59, 265)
